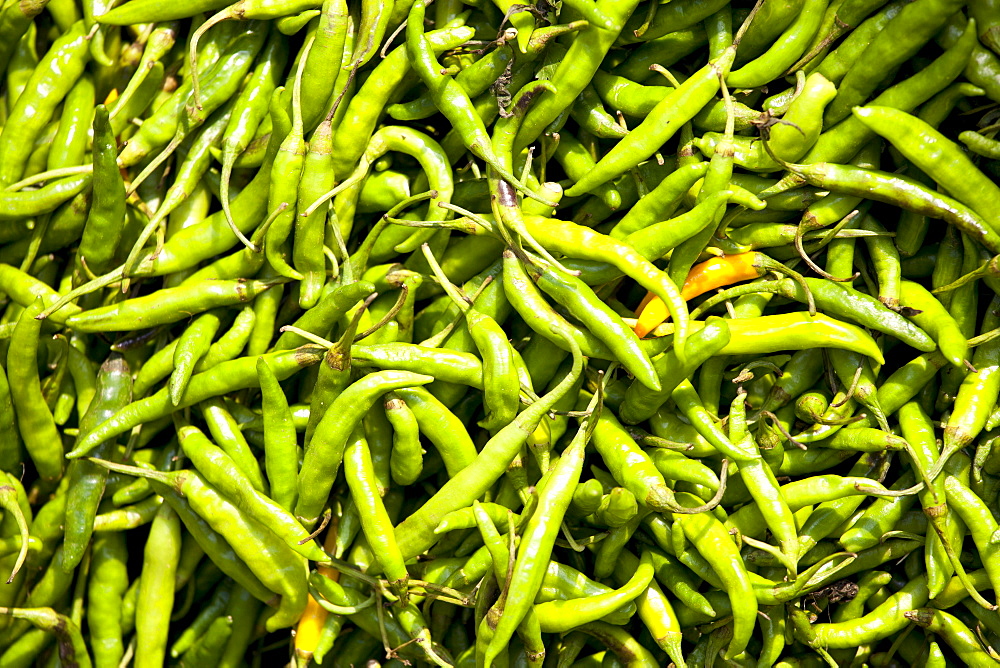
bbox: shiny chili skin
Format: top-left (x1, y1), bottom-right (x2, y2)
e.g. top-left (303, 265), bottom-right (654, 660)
top-left (394, 333), bottom-right (583, 560)
top-left (824, 0), bottom-right (965, 124)
top-left (63, 356), bottom-right (133, 571)
top-left (786, 159), bottom-right (1000, 253)
top-left (854, 105), bottom-right (1000, 235)
top-left (635, 252), bottom-right (766, 337)
top-left (482, 411), bottom-right (592, 666)
top-left (0, 21), bottom-right (90, 187)
top-left (71, 346), bottom-right (326, 457)
top-left (621, 319), bottom-right (731, 424)
top-left (906, 608), bottom-right (1000, 666)
top-left (642, 312), bottom-right (885, 363)
top-left (135, 504), bottom-right (182, 668)
top-left (295, 370), bottom-right (433, 526)
top-left (78, 105), bottom-right (125, 276)
top-left (97, 457), bottom-right (309, 631)
top-left (9, 299), bottom-right (63, 483)
top-left (565, 46), bottom-right (735, 196)
top-left (900, 280), bottom-right (969, 368)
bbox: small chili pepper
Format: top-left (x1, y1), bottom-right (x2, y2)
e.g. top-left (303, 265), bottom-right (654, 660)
top-left (621, 318), bottom-right (732, 424)
top-left (62, 278), bottom-right (286, 333)
top-left (88, 531), bottom-right (129, 668)
top-left (726, 0), bottom-right (828, 88)
top-left (673, 491), bottom-right (757, 658)
top-left (256, 357), bottom-right (298, 512)
top-left (900, 280), bottom-right (969, 368)
top-left (791, 574), bottom-right (930, 649)
top-left (395, 328), bottom-right (583, 560)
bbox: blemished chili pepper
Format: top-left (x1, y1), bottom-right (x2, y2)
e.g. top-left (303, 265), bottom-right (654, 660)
top-left (792, 574), bottom-right (931, 649)
top-left (855, 104), bottom-right (1000, 232)
top-left (778, 157), bottom-right (1000, 254)
top-left (0, 606), bottom-right (92, 668)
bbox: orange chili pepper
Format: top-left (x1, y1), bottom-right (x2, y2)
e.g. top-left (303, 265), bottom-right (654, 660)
top-left (294, 518), bottom-right (340, 662)
top-left (634, 253), bottom-right (765, 337)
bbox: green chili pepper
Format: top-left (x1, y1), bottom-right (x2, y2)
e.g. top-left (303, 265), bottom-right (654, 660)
top-left (62, 355), bottom-right (133, 571)
top-left (71, 346), bottom-right (326, 458)
top-left (135, 504), bottom-right (182, 668)
top-left (295, 370), bottom-right (433, 526)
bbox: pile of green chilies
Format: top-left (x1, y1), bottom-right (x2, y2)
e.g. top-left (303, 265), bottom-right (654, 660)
top-left (2, 0), bottom-right (1000, 665)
